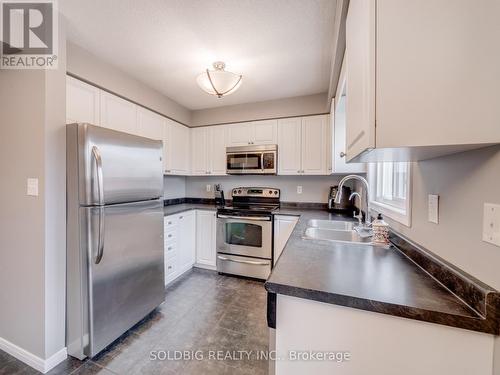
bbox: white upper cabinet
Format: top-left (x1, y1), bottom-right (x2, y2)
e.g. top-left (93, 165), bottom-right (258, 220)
top-left (277, 118), bottom-right (302, 175)
top-left (331, 59), bottom-right (366, 174)
top-left (66, 76), bottom-right (100, 125)
top-left (278, 115), bottom-right (329, 175)
top-left (253, 120), bottom-right (278, 145)
top-left (227, 122), bottom-right (254, 146)
top-left (190, 127), bottom-right (210, 175)
top-left (227, 120), bottom-right (278, 147)
top-left (100, 91), bottom-right (138, 135)
top-left (209, 125), bottom-right (228, 175)
top-left (164, 119), bottom-right (190, 175)
top-left (301, 115), bottom-right (328, 175)
top-left (136, 107), bottom-right (165, 141)
top-left (191, 125), bottom-right (227, 176)
top-left (345, 0), bottom-right (500, 162)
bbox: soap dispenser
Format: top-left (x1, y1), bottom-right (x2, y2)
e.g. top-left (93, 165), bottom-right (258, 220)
top-left (372, 214), bottom-right (390, 245)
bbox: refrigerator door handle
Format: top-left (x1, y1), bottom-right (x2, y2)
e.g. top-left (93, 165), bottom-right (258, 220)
top-left (92, 145), bottom-right (104, 206)
top-left (92, 145), bottom-right (105, 264)
top-left (95, 207), bottom-right (105, 264)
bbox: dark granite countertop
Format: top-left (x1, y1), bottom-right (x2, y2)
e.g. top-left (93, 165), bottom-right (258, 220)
top-left (265, 209), bottom-right (500, 335)
top-left (163, 203), bottom-right (216, 216)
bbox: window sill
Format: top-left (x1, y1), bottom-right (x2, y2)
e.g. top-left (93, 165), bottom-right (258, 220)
top-left (370, 200), bottom-right (411, 227)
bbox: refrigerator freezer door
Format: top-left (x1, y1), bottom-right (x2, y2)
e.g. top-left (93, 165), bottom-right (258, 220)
top-left (84, 200), bottom-right (165, 357)
top-left (70, 123), bottom-right (163, 206)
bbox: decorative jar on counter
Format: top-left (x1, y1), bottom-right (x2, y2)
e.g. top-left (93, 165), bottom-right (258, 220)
top-left (372, 214), bottom-right (390, 245)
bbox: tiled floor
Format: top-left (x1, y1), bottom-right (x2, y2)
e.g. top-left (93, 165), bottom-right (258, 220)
top-left (0, 269), bottom-right (269, 375)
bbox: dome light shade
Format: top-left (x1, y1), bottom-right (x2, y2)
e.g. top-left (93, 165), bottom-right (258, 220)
top-left (196, 61), bottom-right (242, 98)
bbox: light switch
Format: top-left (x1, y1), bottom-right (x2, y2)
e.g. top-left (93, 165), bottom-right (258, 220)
top-left (483, 203), bottom-right (500, 247)
top-left (27, 178), bottom-right (39, 196)
top-left (428, 194), bottom-right (439, 224)
top-left (297, 186), bottom-right (302, 194)
top-left (206, 184), bottom-right (211, 193)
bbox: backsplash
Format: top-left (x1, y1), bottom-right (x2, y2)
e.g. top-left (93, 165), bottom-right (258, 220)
top-left (183, 175), bottom-right (357, 203)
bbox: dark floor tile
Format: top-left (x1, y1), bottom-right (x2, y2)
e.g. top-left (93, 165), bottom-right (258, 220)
top-left (0, 352), bottom-right (37, 375)
top-left (46, 357), bottom-right (85, 375)
top-left (0, 269), bottom-right (269, 375)
top-left (181, 359), bottom-right (233, 375)
top-left (71, 362), bottom-right (115, 375)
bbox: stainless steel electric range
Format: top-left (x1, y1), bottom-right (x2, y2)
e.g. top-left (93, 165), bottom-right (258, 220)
top-left (216, 187), bottom-right (280, 280)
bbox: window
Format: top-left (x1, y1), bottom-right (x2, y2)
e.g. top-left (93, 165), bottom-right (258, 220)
top-left (369, 162), bottom-right (412, 226)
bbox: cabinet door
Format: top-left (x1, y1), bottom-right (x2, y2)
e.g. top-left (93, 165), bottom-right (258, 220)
top-left (273, 216), bottom-right (298, 266)
top-left (209, 125), bottom-right (227, 175)
top-left (165, 120), bottom-right (190, 175)
top-left (136, 107), bottom-right (165, 141)
top-left (301, 115), bottom-right (328, 175)
top-left (100, 91), bottom-right (138, 135)
top-left (253, 120), bottom-right (278, 145)
top-left (178, 211), bottom-right (196, 273)
top-left (195, 211), bottom-right (216, 267)
top-left (227, 122), bottom-right (253, 146)
top-left (277, 118), bottom-right (302, 175)
top-left (332, 97), bottom-right (366, 174)
top-left (164, 215), bottom-right (179, 285)
top-left (191, 127), bottom-right (209, 175)
top-left (66, 76), bottom-right (100, 125)
top-left (345, 0), bottom-right (376, 161)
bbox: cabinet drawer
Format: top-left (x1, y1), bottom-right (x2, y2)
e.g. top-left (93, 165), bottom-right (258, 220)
top-left (165, 256), bottom-right (177, 277)
top-left (165, 241), bottom-right (177, 259)
top-left (164, 228), bottom-right (177, 242)
top-left (164, 216), bottom-right (177, 228)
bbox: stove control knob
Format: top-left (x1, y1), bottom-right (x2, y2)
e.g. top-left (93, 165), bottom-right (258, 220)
top-left (274, 190), bottom-right (278, 195)
top-left (238, 190), bottom-right (242, 194)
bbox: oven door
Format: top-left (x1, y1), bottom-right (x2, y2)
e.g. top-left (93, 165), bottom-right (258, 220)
top-left (216, 215), bottom-right (272, 259)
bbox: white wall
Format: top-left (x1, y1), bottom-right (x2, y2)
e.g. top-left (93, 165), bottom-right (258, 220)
top-left (382, 145), bottom-right (500, 291)
top-left (185, 175), bottom-right (355, 203)
top-left (0, 19), bottom-right (67, 364)
top-left (66, 42), bottom-right (192, 126)
top-left (163, 176), bottom-right (186, 199)
top-left (191, 93), bottom-right (329, 126)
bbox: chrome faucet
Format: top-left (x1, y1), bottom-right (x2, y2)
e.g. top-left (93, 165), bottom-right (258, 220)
top-left (334, 175), bottom-right (371, 228)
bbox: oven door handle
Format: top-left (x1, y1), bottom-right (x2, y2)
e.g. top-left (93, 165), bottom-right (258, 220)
top-left (217, 255), bottom-right (270, 266)
top-left (218, 214), bottom-right (271, 221)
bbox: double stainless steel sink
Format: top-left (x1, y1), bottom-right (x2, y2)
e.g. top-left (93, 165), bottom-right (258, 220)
top-left (303, 219), bottom-right (375, 246)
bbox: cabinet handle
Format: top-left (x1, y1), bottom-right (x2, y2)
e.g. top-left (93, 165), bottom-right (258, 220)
top-left (165, 169), bottom-right (171, 173)
top-left (168, 246), bottom-right (173, 250)
top-left (340, 152), bottom-right (346, 158)
top-left (168, 221), bottom-right (172, 225)
top-left (179, 216), bottom-right (183, 219)
top-left (168, 266), bottom-right (172, 270)
top-left (168, 234), bottom-right (173, 238)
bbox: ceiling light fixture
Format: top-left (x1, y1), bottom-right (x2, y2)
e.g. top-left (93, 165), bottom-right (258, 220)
top-left (196, 61), bottom-right (242, 98)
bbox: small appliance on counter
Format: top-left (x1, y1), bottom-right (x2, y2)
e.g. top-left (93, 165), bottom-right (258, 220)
top-left (328, 185), bottom-right (354, 215)
top-left (214, 184), bottom-right (225, 208)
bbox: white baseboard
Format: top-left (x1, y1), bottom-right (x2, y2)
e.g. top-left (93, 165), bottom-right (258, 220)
top-left (193, 263), bottom-right (217, 271)
top-left (0, 336), bottom-right (67, 373)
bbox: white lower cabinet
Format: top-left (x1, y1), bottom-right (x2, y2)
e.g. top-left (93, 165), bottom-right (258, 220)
top-left (273, 215), bottom-right (299, 266)
top-left (195, 210), bottom-right (217, 269)
top-left (164, 211), bottom-right (196, 285)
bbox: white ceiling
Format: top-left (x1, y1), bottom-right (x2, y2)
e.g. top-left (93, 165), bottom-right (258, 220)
top-left (60, 0), bottom-right (336, 110)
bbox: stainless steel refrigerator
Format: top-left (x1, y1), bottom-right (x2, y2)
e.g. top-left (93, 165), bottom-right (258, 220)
top-left (66, 123), bottom-right (165, 359)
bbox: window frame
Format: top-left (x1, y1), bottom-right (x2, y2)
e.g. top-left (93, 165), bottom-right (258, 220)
top-left (368, 162), bottom-right (413, 227)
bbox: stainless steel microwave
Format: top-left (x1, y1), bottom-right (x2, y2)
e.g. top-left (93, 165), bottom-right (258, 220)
top-left (226, 145), bottom-right (277, 175)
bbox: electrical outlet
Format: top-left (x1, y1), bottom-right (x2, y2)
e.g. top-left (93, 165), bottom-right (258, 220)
top-left (428, 194), bottom-right (439, 224)
top-left (297, 186), bottom-right (302, 194)
top-left (206, 184), bottom-right (212, 193)
top-left (27, 178), bottom-right (38, 196)
top-left (483, 203), bottom-right (500, 247)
